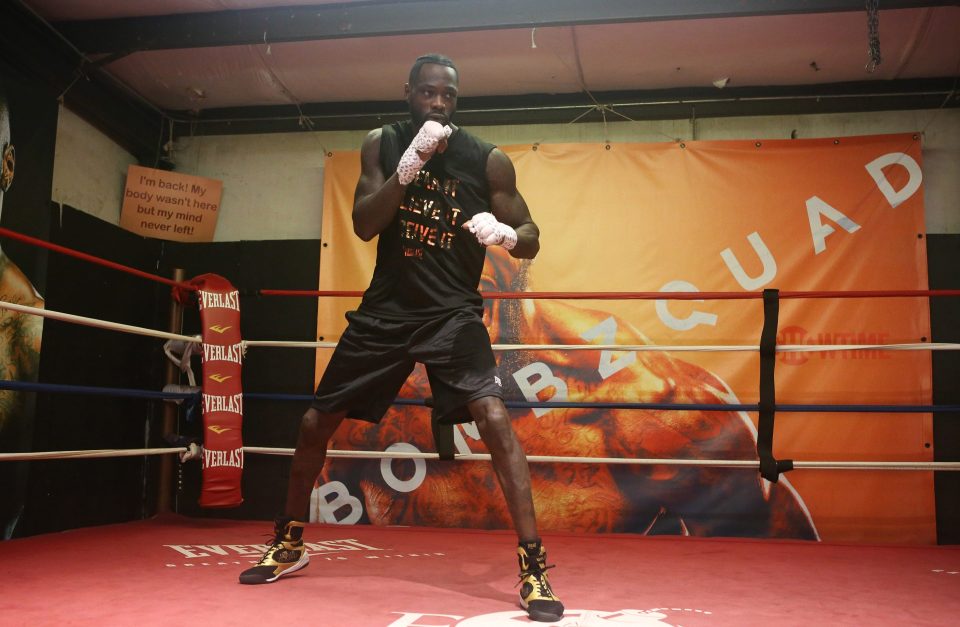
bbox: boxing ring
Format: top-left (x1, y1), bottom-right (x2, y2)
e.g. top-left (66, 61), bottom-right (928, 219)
top-left (1, 226), bottom-right (959, 626)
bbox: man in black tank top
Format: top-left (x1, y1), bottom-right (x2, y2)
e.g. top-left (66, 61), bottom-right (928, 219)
top-left (240, 54), bottom-right (564, 622)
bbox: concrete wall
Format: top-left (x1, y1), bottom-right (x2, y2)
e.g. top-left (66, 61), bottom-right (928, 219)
top-left (51, 107), bottom-right (139, 225)
top-left (53, 107), bottom-right (960, 239)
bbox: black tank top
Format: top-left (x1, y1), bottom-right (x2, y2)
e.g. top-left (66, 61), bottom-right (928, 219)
top-left (358, 121), bottom-right (496, 320)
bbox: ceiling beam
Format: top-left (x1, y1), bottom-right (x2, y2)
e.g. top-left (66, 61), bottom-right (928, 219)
top-left (53, 0), bottom-right (958, 55)
top-left (167, 77), bottom-right (960, 137)
top-left (0, 2), bottom-right (165, 165)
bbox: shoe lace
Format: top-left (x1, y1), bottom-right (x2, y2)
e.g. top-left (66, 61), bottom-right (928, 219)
top-left (261, 531), bottom-right (284, 546)
top-left (255, 533), bottom-right (286, 566)
top-left (516, 562), bottom-right (556, 596)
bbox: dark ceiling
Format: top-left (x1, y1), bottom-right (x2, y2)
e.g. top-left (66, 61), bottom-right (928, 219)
top-left (2, 0), bottom-right (958, 165)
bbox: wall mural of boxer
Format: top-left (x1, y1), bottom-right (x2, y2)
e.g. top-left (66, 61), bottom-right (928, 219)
top-left (0, 65), bottom-right (56, 539)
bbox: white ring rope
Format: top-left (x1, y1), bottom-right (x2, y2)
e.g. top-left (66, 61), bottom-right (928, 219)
top-left (2, 447), bottom-right (959, 471)
top-left (243, 339), bottom-right (960, 353)
top-left (0, 300), bottom-right (199, 344)
top-left (3, 299), bottom-right (958, 354)
top-left (0, 448), bottom-right (185, 460)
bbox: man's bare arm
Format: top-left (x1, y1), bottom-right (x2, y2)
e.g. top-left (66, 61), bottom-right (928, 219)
top-left (353, 124), bottom-right (450, 241)
top-left (352, 129), bottom-right (406, 241)
top-left (485, 148), bottom-right (539, 259)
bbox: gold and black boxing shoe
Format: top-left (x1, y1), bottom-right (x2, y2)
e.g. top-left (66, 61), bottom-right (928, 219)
top-left (239, 518), bottom-right (310, 584)
top-left (517, 540), bottom-right (564, 622)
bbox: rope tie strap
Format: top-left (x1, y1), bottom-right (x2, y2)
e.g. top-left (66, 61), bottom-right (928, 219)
top-left (757, 288), bottom-right (793, 483)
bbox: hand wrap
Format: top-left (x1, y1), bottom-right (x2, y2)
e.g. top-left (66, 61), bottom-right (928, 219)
top-left (397, 121), bottom-right (452, 184)
top-left (466, 212), bottom-right (517, 250)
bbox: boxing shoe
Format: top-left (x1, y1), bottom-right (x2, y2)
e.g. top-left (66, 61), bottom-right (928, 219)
top-left (239, 517), bottom-right (309, 584)
top-left (517, 540), bottom-right (564, 622)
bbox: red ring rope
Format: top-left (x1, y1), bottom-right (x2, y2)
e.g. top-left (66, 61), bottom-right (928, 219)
top-left (0, 227), bottom-right (197, 291)
top-left (3, 227), bottom-right (958, 301)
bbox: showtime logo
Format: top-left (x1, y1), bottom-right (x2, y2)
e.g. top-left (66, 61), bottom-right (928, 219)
top-left (387, 608), bottom-right (715, 626)
top-left (777, 325), bottom-right (892, 365)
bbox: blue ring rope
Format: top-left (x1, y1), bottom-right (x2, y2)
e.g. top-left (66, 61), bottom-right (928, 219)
top-left (2, 379), bottom-right (959, 413)
top-left (0, 379), bottom-right (196, 401)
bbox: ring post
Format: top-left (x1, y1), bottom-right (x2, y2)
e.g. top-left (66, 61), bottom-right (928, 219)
top-left (158, 268), bottom-right (185, 514)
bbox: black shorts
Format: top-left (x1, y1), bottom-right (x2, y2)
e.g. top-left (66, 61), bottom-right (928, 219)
top-left (311, 309), bottom-right (503, 424)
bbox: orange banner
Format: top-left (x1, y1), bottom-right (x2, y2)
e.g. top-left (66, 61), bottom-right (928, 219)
top-left (315, 133), bottom-right (932, 544)
top-left (120, 165), bottom-right (222, 241)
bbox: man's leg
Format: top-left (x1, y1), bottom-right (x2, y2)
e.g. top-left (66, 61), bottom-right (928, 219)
top-left (285, 407), bottom-right (346, 519)
top-left (468, 395), bottom-right (564, 622)
top-left (467, 396), bottom-right (537, 541)
top-left (239, 407), bottom-right (344, 584)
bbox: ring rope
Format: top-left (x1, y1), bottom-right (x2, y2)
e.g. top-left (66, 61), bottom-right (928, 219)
top-left (259, 288), bottom-right (960, 300)
top-left (388, 398), bottom-right (960, 413)
top-left (1, 230), bottom-right (953, 478)
top-left (0, 379), bottom-right (198, 401)
top-left (0, 227), bottom-right (197, 291)
top-left (0, 300), bottom-right (200, 344)
top-left (0, 379), bottom-right (960, 414)
top-left (2, 226), bottom-right (957, 303)
top-left (247, 393), bottom-right (960, 413)
top-left (4, 380), bottom-right (958, 413)
top-left (243, 339), bottom-right (960, 352)
top-left (0, 448), bottom-right (186, 461)
top-left (4, 300), bottom-right (953, 355)
top-left (2, 446), bottom-right (958, 471)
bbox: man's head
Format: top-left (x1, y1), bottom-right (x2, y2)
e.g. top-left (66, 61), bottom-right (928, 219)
top-left (0, 83), bottom-right (13, 203)
top-left (405, 53), bottom-right (458, 128)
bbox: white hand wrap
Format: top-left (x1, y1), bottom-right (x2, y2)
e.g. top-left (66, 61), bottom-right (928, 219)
top-left (467, 212), bottom-right (518, 250)
top-left (396, 120), bottom-right (453, 185)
